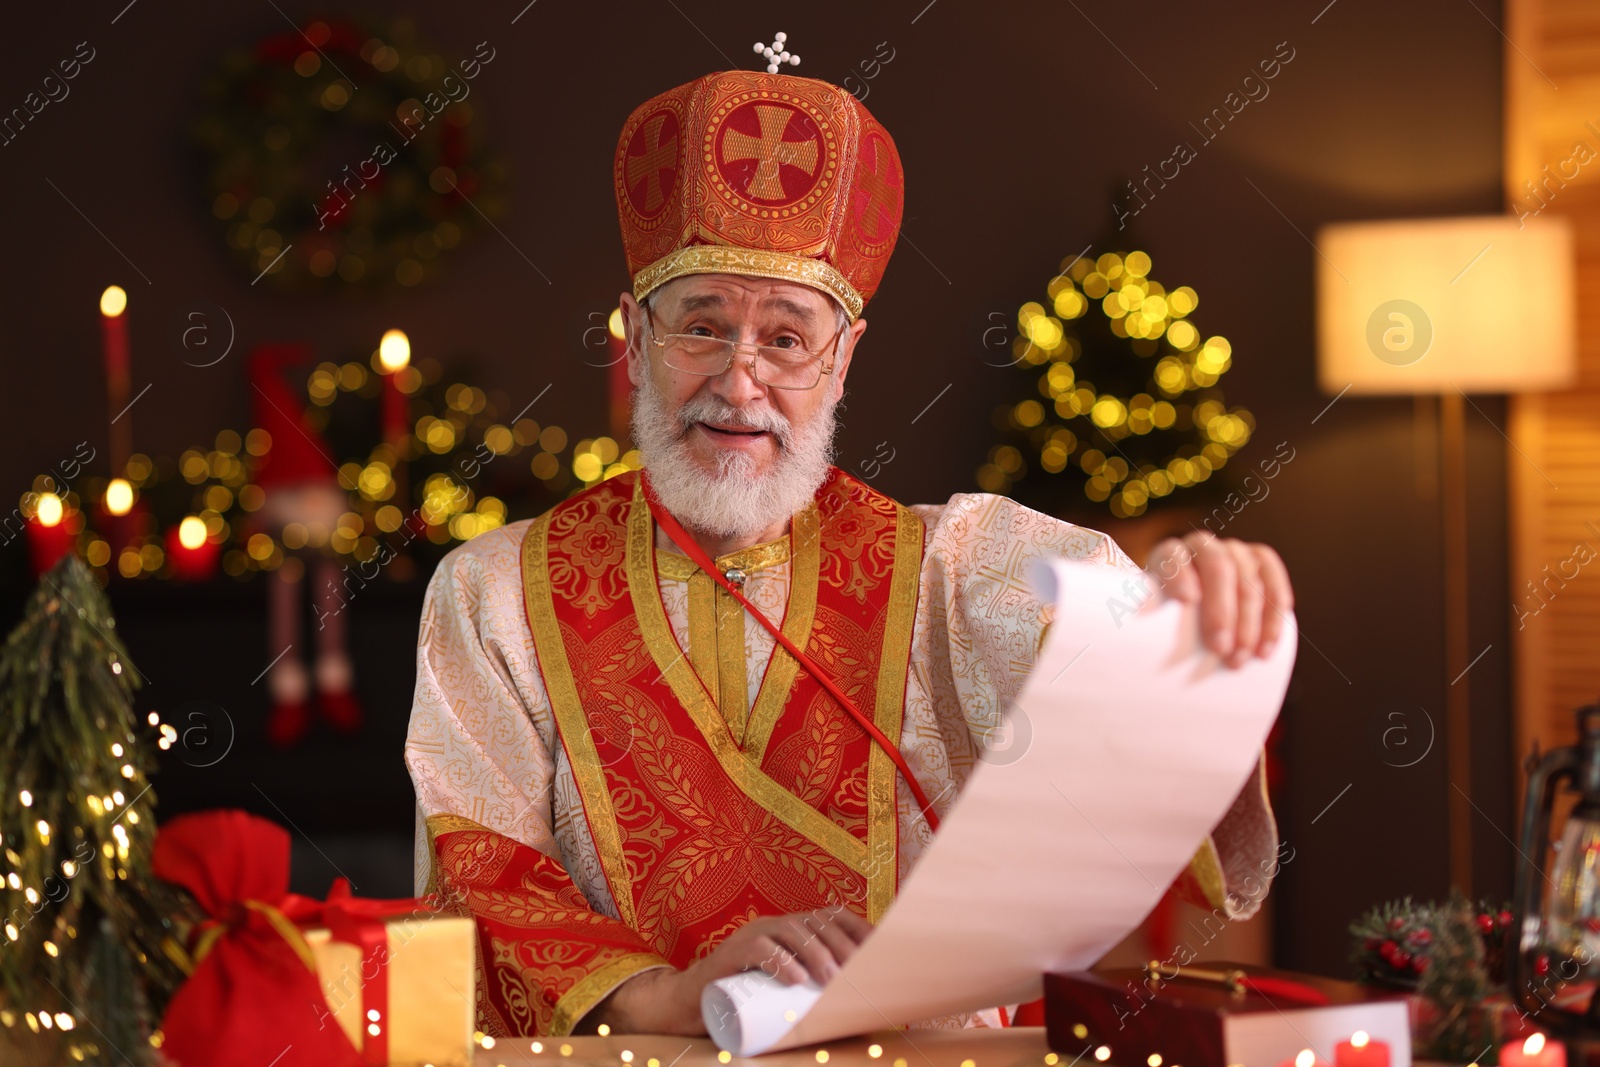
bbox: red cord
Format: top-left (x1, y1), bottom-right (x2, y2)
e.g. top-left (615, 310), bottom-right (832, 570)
top-left (640, 474), bottom-right (942, 833)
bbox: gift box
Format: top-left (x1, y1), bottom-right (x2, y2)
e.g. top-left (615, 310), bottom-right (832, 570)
top-left (151, 810), bottom-right (479, 1067)
top-left (1045, 964), bottom-right (1413, 1067)
top-left (300, 902), bottom-right (477, 1067)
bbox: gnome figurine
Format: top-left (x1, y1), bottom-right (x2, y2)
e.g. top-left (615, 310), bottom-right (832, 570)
top-left (247, 343), bottom-right (365, 747)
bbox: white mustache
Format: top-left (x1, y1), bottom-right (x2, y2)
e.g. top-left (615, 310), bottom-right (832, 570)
top-left (675, 394), bottom-right (791, 445)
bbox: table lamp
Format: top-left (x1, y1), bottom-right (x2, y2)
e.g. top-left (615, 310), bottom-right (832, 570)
top-left (1315, 214), bottom-right (1576, 893)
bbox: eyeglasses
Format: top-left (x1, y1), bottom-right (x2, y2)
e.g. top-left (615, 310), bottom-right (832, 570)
top-left (642, 305), bottom-right (842, 390)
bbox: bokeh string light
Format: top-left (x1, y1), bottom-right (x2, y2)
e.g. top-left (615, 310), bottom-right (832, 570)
top-left (980, 249), bottom-right (1254, 519)
top-left (35, 356), bottom-right (640, 584)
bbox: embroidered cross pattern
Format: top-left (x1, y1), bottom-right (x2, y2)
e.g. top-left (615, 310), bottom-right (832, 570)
top-left (625, 112), bottom-right (679, 213)
top-left (720, 103), bottom-right (819, 202)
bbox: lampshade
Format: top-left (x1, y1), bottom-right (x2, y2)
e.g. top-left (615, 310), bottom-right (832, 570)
top-left (1315, 215), bottom-right (1576, 395)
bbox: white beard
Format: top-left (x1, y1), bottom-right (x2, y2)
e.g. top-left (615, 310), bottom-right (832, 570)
top-left (631, 373), bottom-right (837, 542)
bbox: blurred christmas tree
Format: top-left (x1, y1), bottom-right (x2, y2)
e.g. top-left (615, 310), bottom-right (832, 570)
top-left (980, 248), bottom-right (1255, 520)
top-left (0, 555), bottom-right (187, 1064)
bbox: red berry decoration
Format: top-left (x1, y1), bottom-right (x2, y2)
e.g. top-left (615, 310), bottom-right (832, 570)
top-left (1477, 914), bottom-right (1495, 934)
top-left (1415, 956), bottom-right (1431, 974)
top-left (1536, 955), bottom-right (1551, 976)
top-left (1388, 918), bottom-right (1406, 932)
top-left (1499, 910), bottom-right (1514, 927)
top-left (1409, 929), bottom-right (1434, 946)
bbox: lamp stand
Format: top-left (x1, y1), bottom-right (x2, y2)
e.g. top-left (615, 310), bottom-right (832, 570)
top-left (1442, 390), bottom-right (1473, 892)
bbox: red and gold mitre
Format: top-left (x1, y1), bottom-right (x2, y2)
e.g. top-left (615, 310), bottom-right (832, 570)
top-left (614, 70), bottom-right (904, 321)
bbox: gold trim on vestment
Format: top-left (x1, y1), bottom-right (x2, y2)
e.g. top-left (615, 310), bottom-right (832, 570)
top-left (549, 952), bottom-right (673, 1037)
top-left (687, 572), bottom-right (720, 710)
top-left (742, 504), bottom-right (822, 765)
top-left (625, 481), bottom-right (869, 874)
top-left (715, 584), bottom-right (750, 740)
top-left (865, 503), bottom-right (923, 923)
top-left (521, 514), bottom-right (640, 928)
top-left (633, 245), bottom-right (865, 321)
top-left (654, 534), bottom-right (792, 583)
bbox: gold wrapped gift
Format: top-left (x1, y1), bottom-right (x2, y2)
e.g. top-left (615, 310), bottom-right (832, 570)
top-left (301, 911), bottom-right (477, 1067)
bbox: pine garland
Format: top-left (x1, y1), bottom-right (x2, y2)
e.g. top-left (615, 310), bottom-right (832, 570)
top-left (0, 555), bottom-right (188, 1064)
top-left (1350, 892), bottom-right (1509, 1064)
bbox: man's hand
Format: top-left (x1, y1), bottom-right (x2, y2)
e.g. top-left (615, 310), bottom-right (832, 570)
top-left (583, 906), bottom-right (873, 1035)
top-left (1146, 532), bottom-right (1293, 668)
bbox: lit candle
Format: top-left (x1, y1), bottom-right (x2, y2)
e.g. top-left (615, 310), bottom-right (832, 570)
top-left (607, 306), bottom-right (630, 443)
top-left (25, 492), bottom-right (76, 576)
top-left (165, 516), bottom-right (219, 581)
top-left (1501, 1033), bottom-right (1566, 1067)
top-left (1277, 1049), bottom-right (1331, 1067)
top-left (378, 328), bottom-right (411, 444)
top-left (100, 286), bottom-right (132, 476)
top-left (1334, 1031), bottom-right (1390, 1067)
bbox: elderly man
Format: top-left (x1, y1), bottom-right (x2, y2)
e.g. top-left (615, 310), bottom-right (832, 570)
top-left (404, 69), bottom-right (1291, 1039)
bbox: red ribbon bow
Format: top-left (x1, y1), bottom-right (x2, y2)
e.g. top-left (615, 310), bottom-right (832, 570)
top-left (153, 810), bottom-right (433, 1067)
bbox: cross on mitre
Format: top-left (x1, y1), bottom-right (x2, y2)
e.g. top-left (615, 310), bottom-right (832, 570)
top-left (721, 104), bottom-right (819, 200)
top-left (752, 31), bottom-right (801, 74)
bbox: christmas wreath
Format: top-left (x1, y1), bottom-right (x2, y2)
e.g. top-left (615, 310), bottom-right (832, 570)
top-left (980, 249), bottom-right (1255, 520)
top-left (194, 16), bottom-right (506, 290)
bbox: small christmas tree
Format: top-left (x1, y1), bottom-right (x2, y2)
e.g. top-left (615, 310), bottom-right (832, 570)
top-left (0, 555), bottom-right (186, 1064)
top-left (979, 248), bottom-right (1255, 521)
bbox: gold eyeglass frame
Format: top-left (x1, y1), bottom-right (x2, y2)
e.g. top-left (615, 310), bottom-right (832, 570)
top-left (641, 304), bottom-right (844, 391)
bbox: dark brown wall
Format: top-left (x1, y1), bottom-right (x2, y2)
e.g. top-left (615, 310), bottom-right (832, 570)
top-left (2, 0), bottom-right (1509, 974)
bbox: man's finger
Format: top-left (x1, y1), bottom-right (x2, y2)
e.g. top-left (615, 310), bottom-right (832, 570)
top-left (781, 915), bottom-right (846, 984)
top-left (822, 906), bottom-right (874, 944)
top-left (1257, 545), bottom-right (1294, 609)
top-left (1186, 533), bottom-right (1236, 657)
top-left (804, 910), bottom-right (864, 970)
top-left (1149, 537), bottom-right (1200, 602)
top-left (749, 934), bottom-right (811, 986)
top-left (1226, 540), bottom-right (1262, 668)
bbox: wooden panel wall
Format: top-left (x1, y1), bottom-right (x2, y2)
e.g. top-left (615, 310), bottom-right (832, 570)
top-left (1508, 0), bottom-right (1600, 764)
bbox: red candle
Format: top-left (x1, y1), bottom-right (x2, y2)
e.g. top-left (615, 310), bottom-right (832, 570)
top-left (607, 306), bottom-right (630, 444)
top-left (1502, 1033), bottom-right (1566, 1067)
top-left (1334, 1031), bottom-right (1390, 1067)
top-left (165, 516), bottom-right (220, 581)
top-left (100, 286), bottom-right (132, 475)
top-left (25, 493), bottom-right (75, 576)
top-left (378, 329), bottom-right (410, 444)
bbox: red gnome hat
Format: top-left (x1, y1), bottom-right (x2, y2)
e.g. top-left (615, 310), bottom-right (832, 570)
top-left (247, 343), bottom-right (338, 489)
top-left (615, 70), bottom-right (905, 321)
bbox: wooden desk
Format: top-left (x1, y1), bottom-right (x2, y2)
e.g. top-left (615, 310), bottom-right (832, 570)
top-left (475, 1027), bottom-right (1057, 1067)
